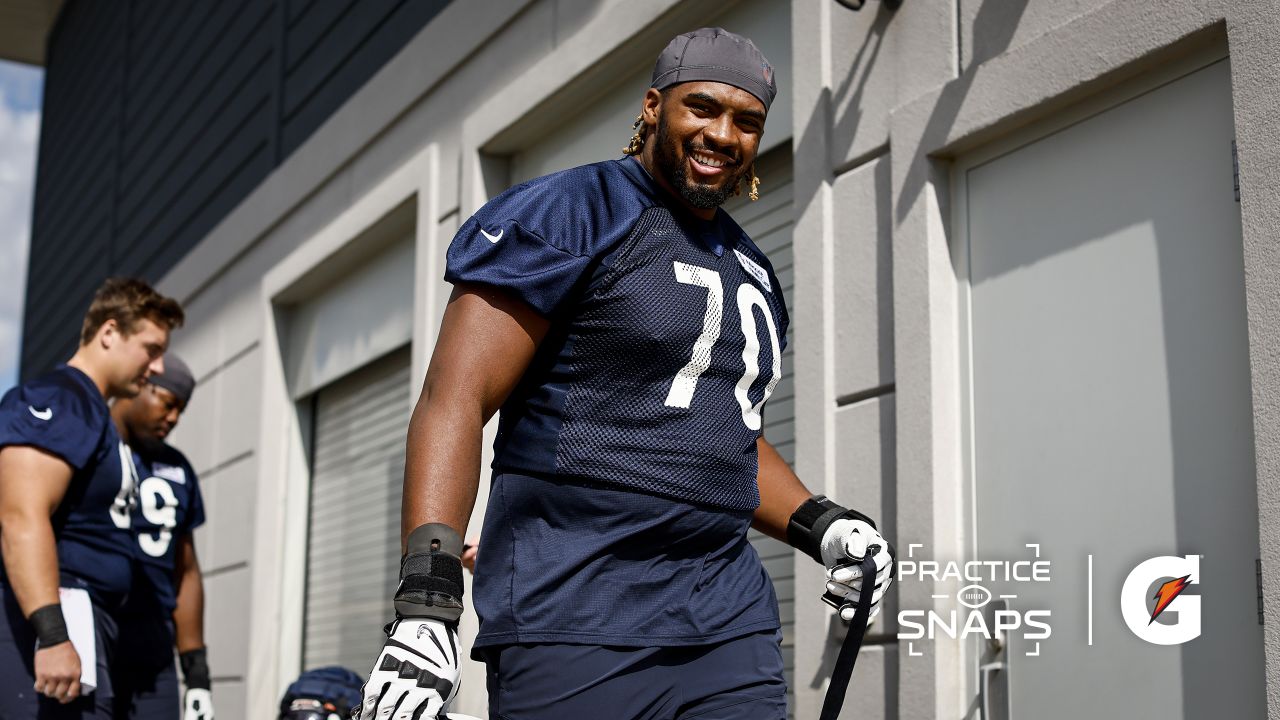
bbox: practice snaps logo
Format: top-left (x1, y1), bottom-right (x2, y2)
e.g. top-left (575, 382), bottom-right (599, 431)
top-left (897, 544), bottom-right (1052, 657)
top-left (1120, 555), bottom-right (1201, 645)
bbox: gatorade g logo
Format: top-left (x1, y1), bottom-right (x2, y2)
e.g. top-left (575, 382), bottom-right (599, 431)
top-left (1120, 555), bottom-right (1201, 645)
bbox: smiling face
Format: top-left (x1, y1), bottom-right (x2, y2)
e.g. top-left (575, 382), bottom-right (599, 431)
top-left (640, 82), bottom-right (766, 217)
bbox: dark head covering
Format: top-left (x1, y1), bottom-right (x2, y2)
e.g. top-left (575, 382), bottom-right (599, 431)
top-left (278, 666), bottom-right (364, 719)
top-left (651, 27), bottom-right (776, 111)
top-left (149, 353), bottom-right (196, 407)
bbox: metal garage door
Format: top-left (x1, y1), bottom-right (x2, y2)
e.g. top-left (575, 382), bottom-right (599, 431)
top-left (958, 58), bottom-right (1264, 718)
top-left (726, 145), bottom-right (797, 713)
top-left (302, 348), bottom-right (412, 670)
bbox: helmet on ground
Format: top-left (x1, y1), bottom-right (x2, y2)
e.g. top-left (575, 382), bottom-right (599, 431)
top-left (279, 665), bottom-right (484, 720)
top-left (279, 666), bottom-right (363, 720)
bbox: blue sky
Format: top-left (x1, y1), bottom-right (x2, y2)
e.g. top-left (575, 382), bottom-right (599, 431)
top-left (0, 60), bottom-right (42, 395)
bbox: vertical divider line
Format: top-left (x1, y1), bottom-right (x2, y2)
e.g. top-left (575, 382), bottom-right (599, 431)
top-left (1087, 554), bottom-right (1094, 646)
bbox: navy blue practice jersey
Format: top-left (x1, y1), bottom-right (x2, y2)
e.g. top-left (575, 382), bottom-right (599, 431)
top-left (0, 365), bottom-right (138, 607)
top-left (129, 442), bottom-right (205, 612)
top-left (446, 157), bottom-right (789, 512)
top-left (449, 157), bottom-right (790, 650)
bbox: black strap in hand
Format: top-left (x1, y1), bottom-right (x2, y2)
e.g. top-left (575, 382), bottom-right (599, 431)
top-left (819, 553), bottom-right (879, 720)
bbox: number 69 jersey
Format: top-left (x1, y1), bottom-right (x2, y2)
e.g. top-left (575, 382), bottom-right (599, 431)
top-left (129, 442), bottom-right (205, 612)
top-left (445, 157), bottom-right (789, 512)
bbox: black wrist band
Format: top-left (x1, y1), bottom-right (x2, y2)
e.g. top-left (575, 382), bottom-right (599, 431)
top-left (394, 523), bottom-right (465, 622)
top-left (29, 604), bottom-right (70, 648)
top-left (179, 647), bottom-right (211, 689)
top-left (786, 495), bottom-right (877, 564)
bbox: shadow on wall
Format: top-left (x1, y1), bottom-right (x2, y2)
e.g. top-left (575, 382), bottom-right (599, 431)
top-left (895, 0), bottom-right (1030, 224)
top-left (793, 3), bottom-right (892, 218)
top-left (829, 8), bottom-right (892, 167)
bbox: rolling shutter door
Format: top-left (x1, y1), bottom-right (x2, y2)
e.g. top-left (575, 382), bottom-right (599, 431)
top-left (726, 146), bottom-right (796, 713)
top-left (302, 348), bottom-right (412, 670)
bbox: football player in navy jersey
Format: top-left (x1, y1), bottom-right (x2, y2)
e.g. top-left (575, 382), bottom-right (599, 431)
top-left (110, 354), bottom-right (212, 720)
top-left (357, 29), bottom-right (894, 719)
top-left (0, 277), bottom-right (184, 718)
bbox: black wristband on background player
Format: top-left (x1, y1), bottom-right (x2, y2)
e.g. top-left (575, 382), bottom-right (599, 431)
top-left (179, 647), bottom-right (211, 690)
top-left (786, 495), bottom-right (878, 564)
top-left (394, 523), bottom-right (465, 623)
top-left (29, 603), bottom-right (70, 648)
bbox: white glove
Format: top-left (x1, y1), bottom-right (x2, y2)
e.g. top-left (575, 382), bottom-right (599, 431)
top-left (820, 517), bottom-right (895, 623)
top-left (183, 688), bottom-right (215, 720)
top-left (357, 619), bottom-right (460, 720)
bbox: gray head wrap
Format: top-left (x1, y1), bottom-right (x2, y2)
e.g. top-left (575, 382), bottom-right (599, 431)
top-left (651, 27), bottom-right (777, 111)
top-left (150, 353), bottom-right (196, 407)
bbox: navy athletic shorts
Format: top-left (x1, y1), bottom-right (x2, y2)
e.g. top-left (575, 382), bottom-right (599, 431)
top-left (480, 629), bottom-right (787, 720)
top-left (0, 580), bottom-right (117, 719)
top-left (111, 595), bottom-right (179, 720)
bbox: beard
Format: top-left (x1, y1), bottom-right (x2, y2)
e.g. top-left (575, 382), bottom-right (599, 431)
top-left (653, 116), bottom-right (749, 210)
top-left (134, 432), bottom-right (167, 453)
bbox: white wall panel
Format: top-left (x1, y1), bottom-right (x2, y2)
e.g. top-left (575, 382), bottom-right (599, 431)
top-left (284, 240), bottom-right (415, 399)
top-left (206, 565), bottom-right (252, 683)
top-left (204, 453), bottom-right (257, 570)
top-left (833, 156), bottom-right (893, 398)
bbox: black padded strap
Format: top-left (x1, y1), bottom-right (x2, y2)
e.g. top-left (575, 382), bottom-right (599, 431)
top-left (819, 553), bottom-right (878, 720)
top-left (787, 495), bottom-right (878, 564)
top-left (394, 523), bottom-right (465, 622)
top-left (179, 647), bottom-right (211, 690)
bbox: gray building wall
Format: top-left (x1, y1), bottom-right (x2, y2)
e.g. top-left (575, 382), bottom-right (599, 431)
top-left (21, 0), bottom-right (452, 380)
top-left (20, 0), bottom-right (1279, 717)
top-left (788, 1), bottom-right (1280, 718)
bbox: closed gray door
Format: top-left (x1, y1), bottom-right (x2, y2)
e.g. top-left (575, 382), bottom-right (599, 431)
top-left (962, 59), bottom-right (1264, 718)
top-left (303, 348), bottom-right (412, 670)
top-left (726, 145), bottom-right (797, 713)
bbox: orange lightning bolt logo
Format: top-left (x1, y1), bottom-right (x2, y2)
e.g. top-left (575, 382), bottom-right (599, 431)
top-left (1149, 574), bottom-right (1192, 624)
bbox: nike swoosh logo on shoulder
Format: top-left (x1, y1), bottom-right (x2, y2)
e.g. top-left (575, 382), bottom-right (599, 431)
top-left (480, 228), bottom-right (504, 243)
top-left (28, 406), bottom-right (52, 421)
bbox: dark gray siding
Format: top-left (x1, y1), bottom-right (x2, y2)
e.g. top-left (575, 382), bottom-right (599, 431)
top-left (21, 0), bottom-right (451, 378)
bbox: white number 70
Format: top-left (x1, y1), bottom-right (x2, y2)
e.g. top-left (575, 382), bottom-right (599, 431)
top-left (663, 261), bottom-right (782, 430)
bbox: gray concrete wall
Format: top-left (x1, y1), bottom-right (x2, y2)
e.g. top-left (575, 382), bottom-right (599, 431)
top-left (789, 0), bottom-right (1280, 718)
top-left (152, 0), bottom-right (1280, 717)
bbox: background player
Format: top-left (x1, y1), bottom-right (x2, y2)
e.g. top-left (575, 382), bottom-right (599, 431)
top-left (357, 29), bottom-right (894, 718)
top-left (110, 354), bottom-right (213, 720)
top-left (0, 277), bottom-right (184, 717)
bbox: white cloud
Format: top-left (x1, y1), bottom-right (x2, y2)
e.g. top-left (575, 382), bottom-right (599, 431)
top-left (0, 73), bottom-right (41, 394)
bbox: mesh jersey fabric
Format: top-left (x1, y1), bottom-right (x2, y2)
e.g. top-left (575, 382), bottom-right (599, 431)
top-left (129, 442), bottom-right (206, 612)
top-left (0, 365), bottom-right (138, 609)
top-left (446, 157), bottom-right (790, 649)
top-left (447, 157), bottom-right (789, 512)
